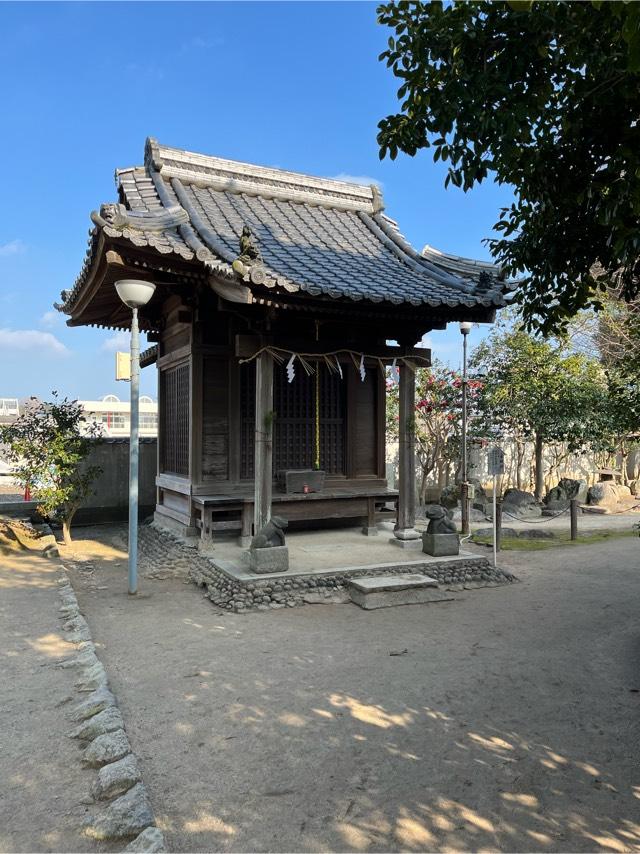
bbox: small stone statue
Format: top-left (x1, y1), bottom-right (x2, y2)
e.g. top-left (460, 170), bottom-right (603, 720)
top-left (238, 226), bottom-right (262, 265)
top-left (425, 505), bottom-right (458, 535)
top-left (422, 505), bottom-right (459, 557)
top-left (250, 516), bottom-right (288, 550)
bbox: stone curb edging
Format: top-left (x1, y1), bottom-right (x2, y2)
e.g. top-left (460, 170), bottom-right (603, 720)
top-left (56, 562), bottom-right (166, 852)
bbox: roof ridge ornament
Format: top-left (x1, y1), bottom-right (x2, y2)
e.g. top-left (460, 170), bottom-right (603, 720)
top-left (371, 184), bottom-right (385, 214)
top-left (144, 137), bottom-right (164, 172)
top-left (232, 225), bottom-right (267, 282)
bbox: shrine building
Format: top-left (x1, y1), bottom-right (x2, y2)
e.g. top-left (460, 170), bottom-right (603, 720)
top-left (58, 138), bottom-right (507, 544)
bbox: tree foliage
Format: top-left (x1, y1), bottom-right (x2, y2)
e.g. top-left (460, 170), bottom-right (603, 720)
top-left (0, 394), bottom-right (102, 544)
top-left (387, 360), bottom-right (484, 502)
top-left (471, 317), bottom-right (630, 496)
top-left (377, 0), bottom-right (640, 333)
top-left (568, 289), bottom-right (640, 435)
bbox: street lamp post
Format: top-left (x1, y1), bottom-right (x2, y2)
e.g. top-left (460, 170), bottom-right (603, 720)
top-left (115, 279), bottom-right (156, 595)
top-left (459, 321), bottom-right (472, 536)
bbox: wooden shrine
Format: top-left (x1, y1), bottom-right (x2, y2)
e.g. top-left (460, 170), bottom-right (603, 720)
top-left (58, 139), bottom-right (507, 544)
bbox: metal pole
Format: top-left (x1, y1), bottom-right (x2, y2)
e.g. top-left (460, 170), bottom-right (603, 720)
top-left (128, 306), bottom-right (140, 595)
top-left (492, 474), bottom-right (497, 568)
top-left (461, 331), bottom-right (469, 535)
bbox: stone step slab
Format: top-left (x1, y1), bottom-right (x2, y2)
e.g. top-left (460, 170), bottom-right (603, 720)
top-left (347, 573), bottom-right (454, 610)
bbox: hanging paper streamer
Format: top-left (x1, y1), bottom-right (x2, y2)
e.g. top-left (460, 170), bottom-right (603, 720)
top-left (391, 357), bottom-right (399, 383)
top-left (286, 353), bottom-right (296, 383)
top-left (359, 354), bottom-right (366, 382)
top-left (335, 355), bottom-right (343, 379)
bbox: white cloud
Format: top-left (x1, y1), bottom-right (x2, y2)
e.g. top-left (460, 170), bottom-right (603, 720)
top-left (0, 328), bottom-right (69, 356)
top-left (100, 331), bottom-right (130, 353)
top-left (40, 310), bottom-right (61, 328)
top-left (330, 173), bottom-right (383, 188)
top-left (0, 239), bottom-right (26, 257)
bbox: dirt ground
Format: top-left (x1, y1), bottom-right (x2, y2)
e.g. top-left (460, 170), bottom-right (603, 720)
top-left (0, 543), bottom-right (100, 853)
top-left (55, 524), bottom-right (640, 853)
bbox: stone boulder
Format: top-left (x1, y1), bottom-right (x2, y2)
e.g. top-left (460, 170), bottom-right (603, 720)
top-left (544, 478), bottom-right (588, 510)
top-left (501, 489), bottom-right (542, 519)
top-left (470, 480), bottom-right (489, 512)
top-left (439, 485), bottom-right (460, 509)
top-left (450, 507), bottom-right (487, 523)
top-left (587, 481), bottom-right (632, 509)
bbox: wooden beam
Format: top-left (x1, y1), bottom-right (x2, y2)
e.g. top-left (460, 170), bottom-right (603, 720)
top-left (253, 350), bottom-right (274, 537)
top-left (209, 277), bottom-right (252, 304)
top-left (234, 333), bottom-right (430, 363)
top-left (394, 361), bottom-right (418, 540)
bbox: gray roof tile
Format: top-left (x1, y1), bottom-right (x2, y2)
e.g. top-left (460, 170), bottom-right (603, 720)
top-left (60, 139), bottom-right (510, 315)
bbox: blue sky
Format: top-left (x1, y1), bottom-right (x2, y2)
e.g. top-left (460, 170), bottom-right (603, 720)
top-left (0, 1), bottom-right (512, 401)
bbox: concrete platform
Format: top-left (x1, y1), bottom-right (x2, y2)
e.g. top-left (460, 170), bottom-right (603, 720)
top-left (211, 550), bottom-right (480, 584)
top-left (348, 573), bottom-right (451, 610)
top-left (201, 525), bottom-right (479, 582)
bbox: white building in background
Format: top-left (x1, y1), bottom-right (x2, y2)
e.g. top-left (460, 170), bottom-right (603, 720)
top-left (79, 395), bottom-right (158, 438)
top-left (0, 398), bottom-right (20, 424)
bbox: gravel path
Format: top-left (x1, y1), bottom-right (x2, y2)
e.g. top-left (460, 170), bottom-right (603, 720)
top-left (62, 527), bottom-right (640, 853)
top-left (0, 547), bottom-right (102, 853)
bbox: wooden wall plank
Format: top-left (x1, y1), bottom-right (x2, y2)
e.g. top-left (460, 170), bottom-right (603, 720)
top-left (202, 356), bottom-right (230, 481)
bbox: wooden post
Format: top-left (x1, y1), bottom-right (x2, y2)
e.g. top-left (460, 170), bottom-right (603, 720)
top-left (495, 499), bottom-right (502, 553)
top-left (570, 498), bottom-right (578, 541)
top-left (394, 361), bottom-right (419, 543)
top-left (253, 351), bottom-right (274, 538)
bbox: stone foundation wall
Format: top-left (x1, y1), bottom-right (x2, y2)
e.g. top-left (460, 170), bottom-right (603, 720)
top-left (190, 555), bottom-right (516, 614)
top-left (141, 522), bottom-right (516, 614)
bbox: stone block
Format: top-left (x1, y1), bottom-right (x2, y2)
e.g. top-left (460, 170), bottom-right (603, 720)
top-left (348, 574), bottom-right (448, 610)
top-left (84, 783), bottom-right (154, 841)
top-left (69, 705), bottom-right (124, 741)
top-left (93, 754), bottom-right (141, 800)
top-left (422, 532), bottom-right (460, 557)
top-left (83, 729), bottom-right (131, 767)
top-left (361, 526), bottom-right (378, 536)
top-left (249, 546), bottom-right (289, 574)
top-left (71, 687), bottom-right (116, 722)
top-left (388, 537), bottom-right (423, 550)
top-left (125, 827), bottom-right (166, 852)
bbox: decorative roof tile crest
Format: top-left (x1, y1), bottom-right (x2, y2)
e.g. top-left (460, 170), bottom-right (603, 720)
top-left (145, 137), bottom-right (381, 214)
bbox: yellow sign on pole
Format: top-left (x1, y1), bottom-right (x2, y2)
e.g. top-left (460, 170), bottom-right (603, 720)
top-left (115, 351), bottom-right (131, 381)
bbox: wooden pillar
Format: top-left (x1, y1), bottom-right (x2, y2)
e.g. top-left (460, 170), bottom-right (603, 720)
top-left (570, 498), bottom-right (578, 541)
top-left (253, 351), bottom-right (274, 537)
top-left (394, 360), bottom-right (419, 543)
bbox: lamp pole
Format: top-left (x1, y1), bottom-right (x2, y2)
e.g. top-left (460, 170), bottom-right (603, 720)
top-left (115, 279), bottom-right (156, 595)
top-left (460, 322), bottom-right (472, 536)
top-left (129, 305), bottom-right (140, 595)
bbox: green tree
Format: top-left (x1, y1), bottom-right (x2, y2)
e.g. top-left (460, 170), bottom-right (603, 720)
top-left (471, 322), bottom-right (622, 499)
top-left (0, 394), bottom-right (102, 544)
top-left (568, 290), bottom-right (640, 475)
top-left (387, 360), bottom-right (484, 503)
top-left (377, 1), bottom-right (640, 333)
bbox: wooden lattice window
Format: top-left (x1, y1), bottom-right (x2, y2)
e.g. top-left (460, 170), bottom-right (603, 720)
top-left (240, 361), bottom-right (345, 479)
top-left (160, 362), bottom-right (190, 476)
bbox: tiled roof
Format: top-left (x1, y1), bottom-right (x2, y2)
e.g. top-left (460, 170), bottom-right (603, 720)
top-left (59, 138), bottom-right (509, 315)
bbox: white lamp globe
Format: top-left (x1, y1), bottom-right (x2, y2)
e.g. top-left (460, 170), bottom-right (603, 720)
top-left (459, 321), bottom-right (473, 334)
top-left (115, 279), bottom-right (156, 309)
